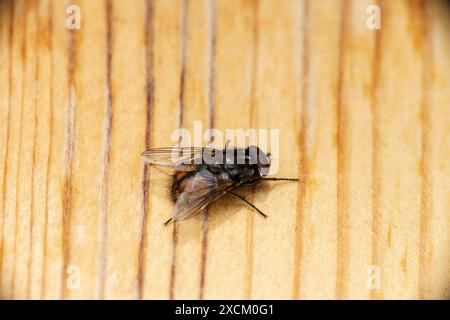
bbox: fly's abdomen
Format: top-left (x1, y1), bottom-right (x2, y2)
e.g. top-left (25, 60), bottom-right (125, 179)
top-left (171, 171), bottom-right (191, 201)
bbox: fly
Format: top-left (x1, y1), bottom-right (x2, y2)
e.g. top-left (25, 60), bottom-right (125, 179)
top-left (141, 145), bottom-right (298, 225)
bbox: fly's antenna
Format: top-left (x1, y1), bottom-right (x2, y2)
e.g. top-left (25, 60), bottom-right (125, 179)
top-left (261, 177), bottom-right (298, 182)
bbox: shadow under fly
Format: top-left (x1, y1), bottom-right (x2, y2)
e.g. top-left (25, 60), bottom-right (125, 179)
top-left (141, 145), bottom-right (298, 225)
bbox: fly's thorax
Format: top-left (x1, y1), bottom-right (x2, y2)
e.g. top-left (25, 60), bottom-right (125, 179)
top-left (217, 170), bottom-right (231, 181)
top-left (224, 148), bottom-right (247, 165)
top-left (207, 164), bottom-right (223, 174)
top-left (222, 163), bottom-right (259, 182)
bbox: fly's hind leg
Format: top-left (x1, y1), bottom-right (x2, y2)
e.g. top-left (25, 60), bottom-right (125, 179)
top-left (227, 191), bottom-right (268, 219)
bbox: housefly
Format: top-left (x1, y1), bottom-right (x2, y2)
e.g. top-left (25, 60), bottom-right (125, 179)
top-left (141, 146), bottom-right (298, 225)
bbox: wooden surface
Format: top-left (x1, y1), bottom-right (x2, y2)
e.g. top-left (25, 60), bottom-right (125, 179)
top-left (0, 0), bottom-right (449, 300)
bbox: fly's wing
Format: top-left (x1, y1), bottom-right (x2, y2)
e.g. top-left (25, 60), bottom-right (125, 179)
top-left (171, 169), bottom-right (236, 222)
top-left (141, 147), bottom-right (211, 171)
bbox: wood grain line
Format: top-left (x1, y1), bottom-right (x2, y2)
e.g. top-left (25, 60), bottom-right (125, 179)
top-left (178, 0), bottom-right (188, 131)
top-left (169, 0), bottom-right (188, 300)
top-left (169, 221), bottom-right (178, 300)
top-left (97, 0), bottom-right (114, 299)
top-left (245, 0), bottom-right (260, 300)
top-left (207, 0), bottom-right (216, 133)
top-left (0, 1), bottom-right (14, 291)
top-left (293, 0), bottom-right (309, 300)
top-left (199, 208), bottom-right (208, 300)
top-left (335, 0), bottom-right (349, 300)
top-left (27, 1), bottom-right (40, 298)
top-left (41, 0), bottom-right (53, 299)
top-left (61, 0), bottom-right (77, 299)
top-left (11, 1), bottom-right (29, 296)
top-left (370, 0), bottom-right (382, 301)
top-left (138, 0), bottom-right (155, 299)
top-left (419, 0), bottom-right (432, 300)
top-left (199, 0), bottom-right (217, 300)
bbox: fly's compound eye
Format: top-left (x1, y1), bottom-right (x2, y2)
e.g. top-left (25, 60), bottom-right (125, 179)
top-left (246, 145), bottom-right (271, 176)
top-left (258, 164), bottom-right (271, 176)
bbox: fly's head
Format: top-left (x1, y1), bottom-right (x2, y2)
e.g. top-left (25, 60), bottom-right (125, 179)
top-left (246, 145), bottom-right (271, 177)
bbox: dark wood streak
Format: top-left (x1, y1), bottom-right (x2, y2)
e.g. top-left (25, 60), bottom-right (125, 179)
top-left (41, 0), bottom-right (53, 299)
top-left (370, 0), bottom-right (382, 301)
top-left (0, 1), bottom-right (15, 295)
top-left (138, 0), bottom-right (155, 300)
top-left (97, 0), bottom-right (114, 299)
top-left (61, 0), bottom-right (77, 299)
top-left (199, 208), bottom-right (208, 300)
top-left (207, 0), bottom-right (216, 134)
top-left (178, 0), bottom-right (188, 132)
top-left (11, 1), bottom-right (29, 297)
top-left (245, 0), bottom-right (259, 300)
top-left (169, 0), bottom-right (188, 300)
top-left (199, 0), bottom-right (217, 300)
top-left (335, 0), bottom-right (349, 300)
top-left (293, 0), bottom-right (308, 300)
top-left (419, 0), bottom-right (432, 300)
top-left (27, 1), bottom-right (40, 298)
top-left (169, 221), bottom-right (178, 300)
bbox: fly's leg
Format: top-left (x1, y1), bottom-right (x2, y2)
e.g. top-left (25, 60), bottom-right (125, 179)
top-left (227, 191), bottom-right (268, 219)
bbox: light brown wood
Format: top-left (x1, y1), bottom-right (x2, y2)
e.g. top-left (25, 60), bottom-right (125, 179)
top-left (0, 0), bottom-right (449, 299)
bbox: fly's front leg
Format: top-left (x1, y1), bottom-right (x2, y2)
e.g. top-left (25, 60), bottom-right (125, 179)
top-left (227, 191), bottom-right (268, 219)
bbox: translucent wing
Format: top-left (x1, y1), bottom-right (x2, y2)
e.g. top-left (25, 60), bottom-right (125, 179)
top-left (141, 147), bottom-right (212, 171)
top-left (170, 169), bottom-right (236, 222)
